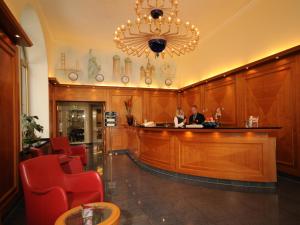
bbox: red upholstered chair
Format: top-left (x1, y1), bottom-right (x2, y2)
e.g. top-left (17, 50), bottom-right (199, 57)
top-left (50, 136), bottom-right (87, 165)
top-left (30, 147), bottom-right (84, 174)
top-left (19, 155), bottom-right (104, 225)
top-left (59, 154), bottom-right (84, 174)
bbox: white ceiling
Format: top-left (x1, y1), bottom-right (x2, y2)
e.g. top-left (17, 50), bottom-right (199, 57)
top-left (37, 0), bottom-right (252, 49)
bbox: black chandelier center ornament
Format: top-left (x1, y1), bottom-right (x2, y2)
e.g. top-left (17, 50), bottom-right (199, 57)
top-left (150, 8), bottom-right (164, 19)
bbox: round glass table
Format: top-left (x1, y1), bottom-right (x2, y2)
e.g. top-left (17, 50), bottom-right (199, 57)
top-left (55, 202), bottom-right (120, 225)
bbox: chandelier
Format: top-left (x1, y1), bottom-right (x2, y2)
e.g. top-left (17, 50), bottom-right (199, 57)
top-left (113, 0), bottom-right (200, 58)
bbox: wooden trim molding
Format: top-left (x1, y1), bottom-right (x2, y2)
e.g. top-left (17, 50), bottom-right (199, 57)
top-left (0, 0), bottom-right (32, 46)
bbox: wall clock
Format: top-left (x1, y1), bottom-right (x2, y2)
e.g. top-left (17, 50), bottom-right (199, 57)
top-left (121, 75), bottom-right (130, 84)
top-left (165, 78), bottom-right (172, 86)
top-left (95, 73), bottom-right (104, 82)
top-left (68, 71), bottom-right (79, 81)
top-left (145, 76), bottom-right (152, 85)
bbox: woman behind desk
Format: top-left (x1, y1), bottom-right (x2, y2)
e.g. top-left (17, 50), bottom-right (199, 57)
top-left (174, 108), bottom-right (187, 128)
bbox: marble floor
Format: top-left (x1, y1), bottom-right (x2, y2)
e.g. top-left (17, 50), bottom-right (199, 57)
top-left (4, 145), bottom-right (300, 225)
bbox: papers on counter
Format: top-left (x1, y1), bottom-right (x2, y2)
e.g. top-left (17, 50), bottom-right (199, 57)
top-left (185, 124), bottom-right (204, 128)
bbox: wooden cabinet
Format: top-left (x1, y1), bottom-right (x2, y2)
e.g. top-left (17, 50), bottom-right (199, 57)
top-left (0, 33), bottom-right (20, 218)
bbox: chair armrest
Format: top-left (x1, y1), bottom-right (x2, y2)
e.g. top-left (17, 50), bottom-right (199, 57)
top-left (64, 171), bottom-right (103, 201)
top-left (28, 186), bottom-right (69, 223)
top-left (30, 186), bottom-right (68, 208)
top-left (30, 186), bottom-right (66, 198)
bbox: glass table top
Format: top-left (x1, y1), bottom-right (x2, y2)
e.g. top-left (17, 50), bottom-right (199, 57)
top-left (65, 207), bottom-right (112, 225)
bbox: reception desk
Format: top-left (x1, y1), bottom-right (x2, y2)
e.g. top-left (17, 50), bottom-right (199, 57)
top-left (127, 127), bottom-right (279, 184)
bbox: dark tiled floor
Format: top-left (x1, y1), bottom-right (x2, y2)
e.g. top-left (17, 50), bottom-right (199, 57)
top-left (4, 145), bottom-right (300, 225)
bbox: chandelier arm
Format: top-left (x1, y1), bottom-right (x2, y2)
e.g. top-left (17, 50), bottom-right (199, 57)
top-left (137, 45), bottom-right (149, 57)
top-left (167, 43), bottom-right (185, 55)
top-left (122, 36), bottom-right (149, 43)
top-left (160, 27), bottom-right (172, 36)
top-left (121, 35), bottom-right (150, 41)
top-left (165, 48), bottom-right (174, 57)
top-left (127, 31), bottom-right (151, 37)
top-left (167, 39), bottom-right (195, 45)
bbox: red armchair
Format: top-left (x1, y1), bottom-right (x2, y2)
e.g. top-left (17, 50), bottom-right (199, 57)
top-left (30, 147), bottom-right (83, 174)
top-left (50, 136), bottom-right (87, 165)
top-left (19, 155), bottom-right (104, 225)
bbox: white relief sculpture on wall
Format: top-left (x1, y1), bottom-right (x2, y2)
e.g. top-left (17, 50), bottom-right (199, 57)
top-left (160, 62), bottom-right (176, 87)
top-left (112, 55), bottom-right (121, 81)
top-left (88, 49), bottom-right (104, 82)
top-left (56, 52), bottom-right (81, 82)
top-left (140, 59), bottom-right (155, 86)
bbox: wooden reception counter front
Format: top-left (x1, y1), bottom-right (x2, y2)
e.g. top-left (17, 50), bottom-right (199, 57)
top-left (127, 127), bottom-right (279, 183)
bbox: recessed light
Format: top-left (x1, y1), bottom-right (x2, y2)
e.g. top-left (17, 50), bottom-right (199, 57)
top-left (223, 74), bottom-right (226, 77)
top-left (15, 34), bottom-right (20, 38)
top-left (246, 67), bottom-right (249, 70)
top-left (275, 56), bottom-right (279, 59)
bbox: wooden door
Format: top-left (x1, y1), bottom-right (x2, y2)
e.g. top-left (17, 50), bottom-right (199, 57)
top-left (0, 32), bottom-right (20, 216)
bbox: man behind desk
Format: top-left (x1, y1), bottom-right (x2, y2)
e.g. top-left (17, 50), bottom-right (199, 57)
top-left (189, 105), bottom-right (205, 124)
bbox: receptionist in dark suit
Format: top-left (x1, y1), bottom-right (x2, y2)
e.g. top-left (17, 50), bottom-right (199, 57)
top-left (189, 105), bottom-right (205, 124)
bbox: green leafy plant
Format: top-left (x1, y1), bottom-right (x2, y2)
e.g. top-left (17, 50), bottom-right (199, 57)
top-left (22, 114), bottom-right (44, 148)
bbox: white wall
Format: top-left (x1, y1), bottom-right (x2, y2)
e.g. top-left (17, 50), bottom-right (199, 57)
top-left (20, 6), bottom-right (49, 138)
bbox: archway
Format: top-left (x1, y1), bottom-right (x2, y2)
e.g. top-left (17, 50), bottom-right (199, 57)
top-left (20, 5), bottom-right (49, 137)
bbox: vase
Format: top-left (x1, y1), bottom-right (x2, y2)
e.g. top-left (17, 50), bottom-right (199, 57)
top-left (126, 115), bottom-right (134, 126)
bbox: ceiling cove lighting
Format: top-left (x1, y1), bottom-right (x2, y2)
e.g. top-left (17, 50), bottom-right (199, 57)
top-left (113, 0), bottom-right (200, 58)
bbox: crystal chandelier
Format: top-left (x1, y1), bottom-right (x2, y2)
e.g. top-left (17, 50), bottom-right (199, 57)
top-left (113, 0), bottom-right (200, 58)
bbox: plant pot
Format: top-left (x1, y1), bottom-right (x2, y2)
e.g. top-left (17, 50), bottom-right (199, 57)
top-left (126, 115), bottom-right (134, 126)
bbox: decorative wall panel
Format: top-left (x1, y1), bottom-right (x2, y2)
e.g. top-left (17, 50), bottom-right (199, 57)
top-left (204, 77), bottom-right (237, 125)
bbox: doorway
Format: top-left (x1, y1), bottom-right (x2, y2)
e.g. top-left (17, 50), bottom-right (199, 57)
top-left (56, 102), bottom-right (105, 145)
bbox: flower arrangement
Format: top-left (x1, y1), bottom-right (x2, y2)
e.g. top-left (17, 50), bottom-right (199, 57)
top-left (214, 107), bottom-right (224, 122)
top-left (124, 96), bottom-right (134, 125)
top-left (124, 96), bottom-right (133, 115)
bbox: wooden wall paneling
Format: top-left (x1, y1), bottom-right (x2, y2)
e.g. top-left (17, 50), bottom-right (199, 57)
top-left (244, 58), bottom-right (298, 175)
top-left (145, 90), bottom-right (179, 123)
top-left (203, 76), bottom-right (237, 125)
top-left (110, 89), bottom-right (143, 125)
top-left (0, 34), bottom-right (20, 216)
top-left (127, 127), bottom-right (140, 157)
top-left (180, 86), bottom-right (202, 116)
top-left (48, 82), bottom-right (55, 137)
top-left (109, 89), bottom-right (143, 150)
top-left (174, 132), bottom-right (276, 182)
top-left (138, 130), bottom-right (175, 171)
top-left (294, 55), bottom-right (300, 176)
top-left (235, 72), bottom-right (246, 127)
top-left (54, 86), bottom-right (109, 102)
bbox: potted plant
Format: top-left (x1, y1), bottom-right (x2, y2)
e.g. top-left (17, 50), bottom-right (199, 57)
top-left (22, 114), bottom-right (44, 151)
top-left (124, 96), bottom-right (134, 126)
